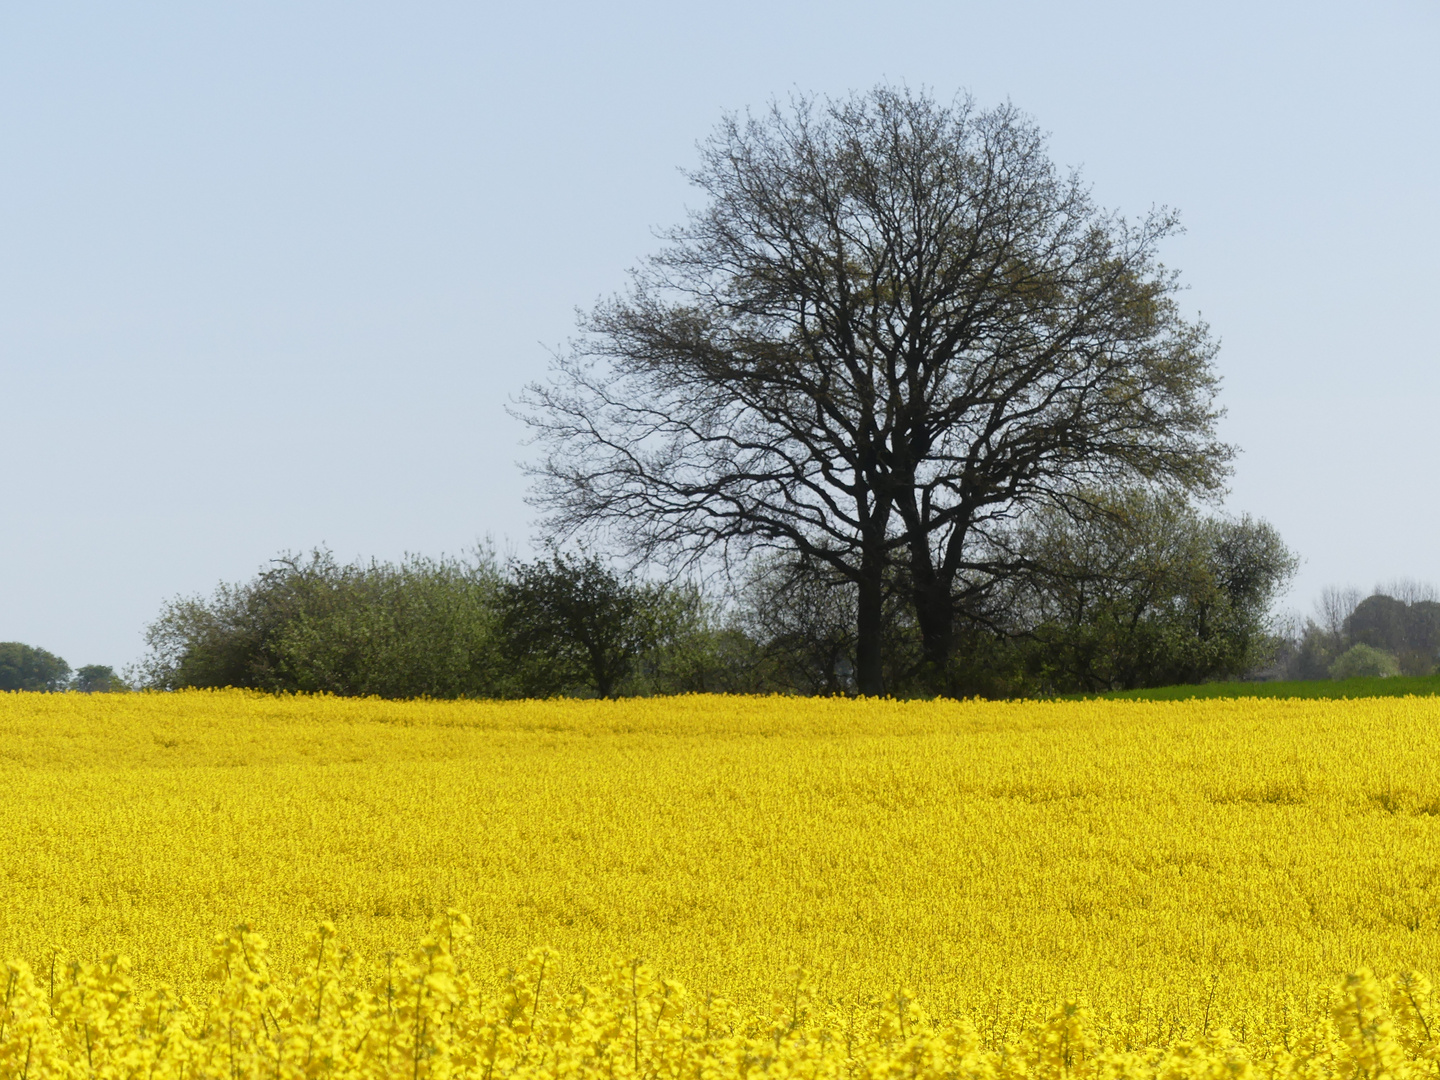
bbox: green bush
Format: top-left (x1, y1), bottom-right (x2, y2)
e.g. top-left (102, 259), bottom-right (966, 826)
top-left (1328, 643), bottom-right (1400, 680)
top-left (143, 549), bottom-right (506, 697)
top-left (142, 547), bottom-right (747, 700)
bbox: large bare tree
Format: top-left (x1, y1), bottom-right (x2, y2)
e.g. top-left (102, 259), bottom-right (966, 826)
top-left (520, 86), bottom-right (1232, 695)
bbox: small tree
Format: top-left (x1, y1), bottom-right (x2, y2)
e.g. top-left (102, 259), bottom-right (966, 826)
top-left (1012, 492), bottom-right (1297, 691)
top-left (621, 584), bottom-right (762, 695)
top-left (1316, 585), bottom-right (1363, 643)
top-left (0, 642), bottom-right (71, 692)
top-left (73, 664), bottom-right (127, 692)
top-left (497, 553), bottom-right (673, 698)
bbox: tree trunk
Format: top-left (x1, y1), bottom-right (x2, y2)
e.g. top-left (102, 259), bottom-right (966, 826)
top-left (855, 568), bottom-right (886, 697)
top-left (588, 640), bottom-right (615, 699)
top-left (913, 577), bottom-right (955, 693)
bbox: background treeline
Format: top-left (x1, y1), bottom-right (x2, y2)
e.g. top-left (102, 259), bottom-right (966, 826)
top-left (0, 643), bottom-right (125, 693)
top-left (132, 491), bottom-right (1299, 699)
top-left (1270, 582), bottom-right (1440, 680)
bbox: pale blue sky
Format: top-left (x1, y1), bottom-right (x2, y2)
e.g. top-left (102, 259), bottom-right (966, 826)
top-left (2, 1), bottom-right (1437, 670)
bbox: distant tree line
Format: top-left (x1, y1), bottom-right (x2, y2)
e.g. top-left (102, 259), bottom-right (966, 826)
top-left (0, 642), bottom-right (126, 693)
top-left (5, 501), bottom-right (1296, 700)
top-left (136, 494), bottom-right (1295, 700)
top-left (1271, 581), bottom-right (1440, 680)
top-left (137, 548), bottom-right (744, 699)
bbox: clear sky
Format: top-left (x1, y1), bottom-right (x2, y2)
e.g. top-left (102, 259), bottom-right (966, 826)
top-left (2, 1), bottom-right (1437, 671)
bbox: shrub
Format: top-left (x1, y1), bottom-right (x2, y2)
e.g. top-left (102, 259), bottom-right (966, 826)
top-left (1329, 643), bottom-right (1400, 679)
top-left (142, 549), bottom-right (506, 697)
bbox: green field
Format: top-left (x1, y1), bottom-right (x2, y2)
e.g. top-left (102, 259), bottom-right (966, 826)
top-left (1088, 673), bottom-right (1440, 700)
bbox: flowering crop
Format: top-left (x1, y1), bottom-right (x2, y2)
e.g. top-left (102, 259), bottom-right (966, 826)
top-left (3, 689), bottom-right (1440, 1076)
top-left (5, 916), bottom-right (1440, 1079)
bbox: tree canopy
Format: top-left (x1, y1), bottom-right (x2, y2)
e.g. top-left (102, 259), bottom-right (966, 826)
top-left (522, 85), bottom-right (1232, 693)
top-left (0, 642), bottom-right (72, 692)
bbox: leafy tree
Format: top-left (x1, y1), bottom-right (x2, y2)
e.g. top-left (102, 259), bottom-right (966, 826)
top-left (1376, 579), bottom-right (1440, 606)
top-left (621, 585), bottom-right (764, 695)
top-left (1404, 603), bottom-right (1440, 674)
top-left (1346, 595), bottom-right (1409, 656)
top-left (521, 85), bottom-right (1232, 695)
top-left (1010, 492), bottom-right (1297, 692)
top-left (73, 664), bottom-right (127, 692)
top-left (0, 642), bottom-right (71, 692)
top-left (732, 554), bottom-right (920, 695)
top-left (716, 492), bottom-right (1294, 697)
top-left (1270, 620), bottom-right (1338, 682)
top-left (735, 556), bottom-right (860, 695)
top-left (497, 553), bottom-right (678, 698)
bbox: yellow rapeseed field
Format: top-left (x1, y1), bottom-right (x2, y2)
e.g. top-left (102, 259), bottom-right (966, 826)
top-left (4, 689), bottom-right (1440, 1078)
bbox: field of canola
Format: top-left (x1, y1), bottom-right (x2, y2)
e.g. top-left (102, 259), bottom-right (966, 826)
top-left (4, 689), bottom-right (1440, 1078)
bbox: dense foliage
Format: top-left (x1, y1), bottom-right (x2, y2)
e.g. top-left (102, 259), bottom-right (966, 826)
top-left (141, 550), bottom-right (507, 697)
top-left (1007, 493), bottom-right (1298, 693)
top-left (0, 642), bottom-right (70, 691)
top-left (497, 552), bottom-right (704, 698)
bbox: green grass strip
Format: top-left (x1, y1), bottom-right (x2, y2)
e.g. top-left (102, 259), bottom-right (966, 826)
top-left (1079, 674), bottom-right (1440, 701)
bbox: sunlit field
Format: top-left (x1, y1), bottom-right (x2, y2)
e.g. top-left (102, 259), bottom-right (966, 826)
top-left (4, 689), bottom-right (1440, 1077)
